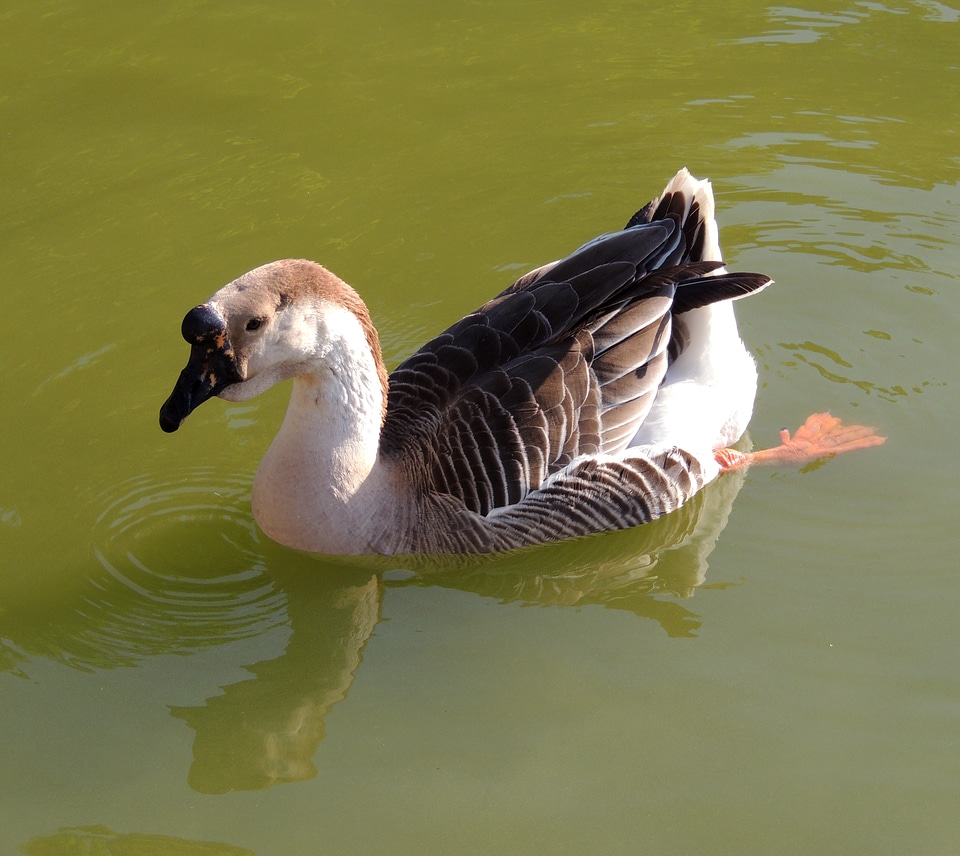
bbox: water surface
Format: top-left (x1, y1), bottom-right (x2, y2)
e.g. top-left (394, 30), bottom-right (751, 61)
top-left (2, 1), bottom-right (959, 854)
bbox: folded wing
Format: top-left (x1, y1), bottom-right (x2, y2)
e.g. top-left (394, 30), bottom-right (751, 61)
top-left (380, 212), bottom-right (769, 518)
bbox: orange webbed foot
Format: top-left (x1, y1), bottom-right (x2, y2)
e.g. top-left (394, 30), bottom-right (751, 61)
top-left (716, 412), bottom-right (886, 472)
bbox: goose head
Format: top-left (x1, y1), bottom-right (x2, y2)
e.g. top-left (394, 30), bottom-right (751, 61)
top-left (159, 259), bottom-right (388, 433)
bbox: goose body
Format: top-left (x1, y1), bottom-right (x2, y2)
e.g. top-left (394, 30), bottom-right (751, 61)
top-left (159, 169), bottom-right (881, 555)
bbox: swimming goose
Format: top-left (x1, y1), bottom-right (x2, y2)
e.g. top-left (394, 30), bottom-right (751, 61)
top-left (159, 169), bottom-right (884, 555)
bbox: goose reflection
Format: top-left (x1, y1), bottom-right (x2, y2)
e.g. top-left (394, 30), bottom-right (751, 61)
top-left (399, 463), bottom-right (748, 628)
top-left (169, 568), bottom-right (381, 794)
top-left (2, 462), bottom-right (748, 793)
top-left (20, 824), bottom-right (256, 855)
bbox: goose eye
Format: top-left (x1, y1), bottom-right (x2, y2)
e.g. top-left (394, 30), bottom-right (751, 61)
top-left (245, 318), bottom-right (263, 332)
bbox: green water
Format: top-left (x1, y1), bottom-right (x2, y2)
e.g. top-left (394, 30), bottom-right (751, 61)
top-left (2, 1), bottom-right (959, 853)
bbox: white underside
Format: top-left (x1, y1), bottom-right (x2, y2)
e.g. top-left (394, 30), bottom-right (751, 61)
top-left (628, 300), bottom-right (757, 458)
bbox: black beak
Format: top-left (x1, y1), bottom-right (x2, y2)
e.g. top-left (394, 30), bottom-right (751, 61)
top-left (159, 304), bottom-right (243, 433)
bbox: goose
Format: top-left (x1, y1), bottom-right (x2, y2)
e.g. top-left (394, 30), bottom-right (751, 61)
top-left (159, 169), bottom-right (884, 555)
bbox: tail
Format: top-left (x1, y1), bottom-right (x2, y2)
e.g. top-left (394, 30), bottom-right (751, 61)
top-left (627, 169), bottom-right (767, 453)
top-left (625, 167), bottom-right (722, 265)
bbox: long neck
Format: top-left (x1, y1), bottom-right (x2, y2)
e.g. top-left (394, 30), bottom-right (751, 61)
top-left (251, 330), bottom-right (391, 554)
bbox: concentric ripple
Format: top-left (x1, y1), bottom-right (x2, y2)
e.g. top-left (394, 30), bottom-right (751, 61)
top-left (81, 467), bottom-right (288, 664)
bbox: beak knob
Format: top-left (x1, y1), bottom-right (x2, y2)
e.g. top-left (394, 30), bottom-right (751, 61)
top-left (181, 304), bottom-right (226, 344)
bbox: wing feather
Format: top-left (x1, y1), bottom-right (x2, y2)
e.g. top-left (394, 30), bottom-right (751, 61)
top-left (380, 195), bottom-right (770, 520)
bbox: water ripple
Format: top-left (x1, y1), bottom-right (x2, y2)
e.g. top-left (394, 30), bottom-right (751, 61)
top-left (77, 468), bottom-right (288, 666)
